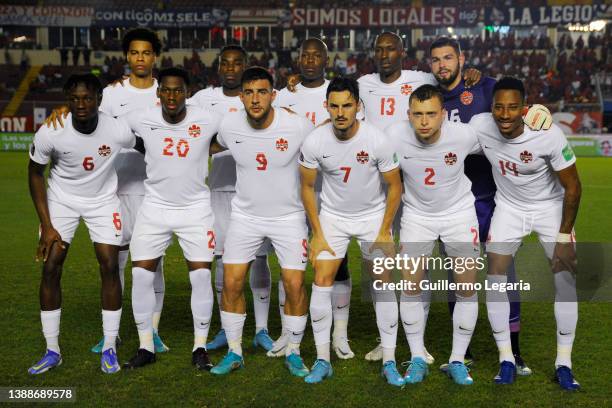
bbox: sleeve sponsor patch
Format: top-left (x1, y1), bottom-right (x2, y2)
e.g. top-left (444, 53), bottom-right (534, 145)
top-left (562, 144), bottom-right (575, 161)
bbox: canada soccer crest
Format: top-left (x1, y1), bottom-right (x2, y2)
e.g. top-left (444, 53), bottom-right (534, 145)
top-left (188, 124), bottom-right (201, 138)
top-left (520, 150), bottom-right (533, 163)
top-left (356, 150), bottom-right (369, 164)
top-left (276, 138), bottom-right (289, 152)
top-left (98, 144), bottom-right (111, 157)
top-left (444, 152), bottom-right (457, 165)
top-left (400, 84), bottom-right (413, 96)
top-left (460, 91), bottom-right (473, 105)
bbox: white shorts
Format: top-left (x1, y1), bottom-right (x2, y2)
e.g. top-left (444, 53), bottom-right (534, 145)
top-left (211, 191), bottom-right (272, 257)
top-left (119, 194), bottom-right (144, 246)
top-left (399, 207), bottom-right (480, 258)
top-left (48, 197), bottom-right (122, 246)
top-left (317, 212), bottom-right (384, 261)
top-left (223, 214), bottom-right (308, 270)
top-left (486, 202), bottom-right (573, 258)
top-left (130, 202), bottom-right (216, 262)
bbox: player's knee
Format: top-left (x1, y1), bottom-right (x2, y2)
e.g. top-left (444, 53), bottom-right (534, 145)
top-left (283, 277), bottom-right (305, 299)
top-left (42, 263), bottom-right (62, 284)
top-left (223, 273), bottom-right (245, 294)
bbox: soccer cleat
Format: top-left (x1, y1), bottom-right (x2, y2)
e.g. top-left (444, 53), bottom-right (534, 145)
top-left (210, 351), bottom-right (244, 375)
top-left (123, 348), bottom-right (156, 370)
top-left (304, 359), bottom-right (333, 384)
top-left (447, 361), bottom-right (474, 385)
top-left (494, 361), bottom-right (516, 384)
top-left (403, 357), bottom-right (429, 384)
top-left (252, 329), bottom-right (274, 351)
top-left (439, 357), bottom-right (474, 373)
top-left (206, 329), bottom-right (228, 351)
top-left (101, 348), bottom-right (121, 374)
top-left (381, 360), bottom-right (404, 387)
top-left (365, 339), bottom-right (383, 361)
top-left (285, 352), bottom-right (310, 377)
top-left (424, 348), bottom-right (435, 365)
top-left (153, 331), bottom-right (169, 353)
top-left (91, 336), bottom-right (122, 354)
top-left (514, 354), bottom-right (532, 376)
top-left (192, 347), bottom-right (213, 371)
top-left (332, 337), bottom-right (355, 360)
top-left (266, 332), bottom-right (289, 357)
top-left (555, 366), bottom-right (580, 391)
top-left (28, 350), bottom-right (62, 375)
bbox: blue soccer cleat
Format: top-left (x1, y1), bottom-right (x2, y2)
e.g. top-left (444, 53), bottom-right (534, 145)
top-left (91, 338), bottom-right (104, 354)
top-left (403, 357), bottom-right (429, 384)
top-left (153, 331), bottom-right (169, 353)
top-left (304, 359), bottom-right (333, 384)
top-left (252, 329), bottom-right (274, 352)
top-left (555, 366), bottom-right (580, 391)
top-left (494, 361), bottom-right (516, 384)
top-left (381, 360), bottom-right (404, 387)
top-left (206, 329), bottom-right (228, 351)
top-left (28, 350), bottom-right (62, 375)
top-left (447, 361), bottom-right (474, 385)
top-left (285, 352), bottom-right (309, 377)
top-left (210, 351), bottom-right (244, 375)
top-left (101, 348), bottom-right (121, 374)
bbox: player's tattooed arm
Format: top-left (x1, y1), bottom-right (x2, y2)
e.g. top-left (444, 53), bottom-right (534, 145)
top-left (209, 134), bottom-right (227, 155)
top-left (371, 168), bottom-right (401, 258)
top-left (462, 68), bottom-right (482, 88)
top-left (553, 164), bottom-right (581, 273)
top-left (28, 160), bottom-right (65, 261)
top-left (44, 105), bottom-right (70, 130)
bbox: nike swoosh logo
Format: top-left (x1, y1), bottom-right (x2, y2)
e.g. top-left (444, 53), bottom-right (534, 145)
top-left (291, 332), bottom-right (301, 336)
top-left (312, 317), bottom-right (325, 323)
top-left (200, 322), bottom-right (209, 327)
top-left (322, 155), bottom-right (332, 158)
top-left (115, 234), bottom-right (121, 237)
top-left (288, 104), bottom-right (297, 107)
top-left (259, 296), bottom-right (269, 300)
top-left (403, 156), bottom-right (410, 159)
top-left (235, 140), bottom-right (244, 144)
top-left (120, 103), bottom-right (129, 106)
top-left (62, 151), bottom-right (70, 154)
top-left (492, 329), bottom-right (504, 334)
top-left (211, 102), bottom-right (219, 106)
top-left (402, 321), bottom-right (415, 326)
top-left (150, 127), bottom-right (159, 131)
top-left (32, 361), bottom-right (48, 370)
top-left (559, 331), bottom-right (572, 336)
top-left (459, 326), bottom-right (473, 331)
top-left (390, 322), bottom-right (398, 328)
top-left (104, 360), bottom-right (114, 369)
top-left (336, 348), bottom-right (350, 356)
top-left (302, 260), bottom-right (307, 264)
top-left (336, 304), bottom-right (348, 309)
top-left (484, 145), bottom-right (491, 149)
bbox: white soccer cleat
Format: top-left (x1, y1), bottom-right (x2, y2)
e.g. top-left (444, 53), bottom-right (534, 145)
top-left (332, 337), bottom-right (355, 360)
top-left (424, 347), bottom-right (435, 365)
top-left (365, 342), bottom-right (383, 361)
top-left (266, 332), bottom-right (289, 357)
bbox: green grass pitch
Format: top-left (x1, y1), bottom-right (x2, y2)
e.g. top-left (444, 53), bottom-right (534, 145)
top-left (1, 152), bottom-right (610, 407)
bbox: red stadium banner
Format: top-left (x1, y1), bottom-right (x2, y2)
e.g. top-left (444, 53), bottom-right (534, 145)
top-left (552, 111), bottom-right (603, 135)
top-left (0, 5), bottom-right (93, 27)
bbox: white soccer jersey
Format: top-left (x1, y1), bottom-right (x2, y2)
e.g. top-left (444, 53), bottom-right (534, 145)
top-left (275, 80), bottom-right (330, 126)
top-left (358, 70), bottom-right (436, 131)
top-left (189, 86), bottom-right (243, 192)
top-left (387, 120), bottom-right (480, 217)
top-left (125, 106), bottom-right (222, 210)
top-left (30, 113), bottom-right (135, 205)
top-left (99, 79), bottom-right (159, 195)
top-left (300, 121), bottom-right (399, 220)
top-left (217, 108), bottom-right (314, 219)
top-left (469, 114), bottom-right (576, 212)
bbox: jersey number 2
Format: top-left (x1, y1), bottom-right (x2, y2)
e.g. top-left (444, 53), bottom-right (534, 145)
top-left (424, 167), bottom-right (436, 185)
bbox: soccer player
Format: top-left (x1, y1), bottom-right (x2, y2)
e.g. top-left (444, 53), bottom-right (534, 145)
top-left (471, 77), bottom-right (581, 389)
top-left (189, 45), bottom-right (275, 353)
top-left (210, 67), bottom-right (314, 377)
top-left (430, 36), bottom-right (530, 374)
top-left (274, 38), bottom-right (355, 359)
top-left (386, 85), bottom-right (482, 385)
top-left (122, 68), bottom-right (222, 371)
top-left (299, 77), bottom-right (402, 385)
top-left (28, 74), bottom-right (136, 374)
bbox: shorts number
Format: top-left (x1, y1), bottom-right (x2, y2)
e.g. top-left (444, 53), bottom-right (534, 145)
top-left (82, 156), bottom-right (94, 171)
top-left (112, 212), bottom-right (122, 231)
top-left (256, 153), bottom-right (267, 170)
top-left (499, 160), bottom-right (518, 177)
top-left (207, 230), bottom-right (216, 249)
top-left (302, 239), bottom-right (308, 258)
top-left (380, 97), bottom-right (395, 116)
top-left (424, 167), bottom-right (435, 185)
top-left (340, 166), bottom-right (351, 183)
top-left (305, 112), bottom-right (316, 125)
top-left (163, 138), bottom-right (190, 158)
top-left (471, 227), bottom-right (479, 245)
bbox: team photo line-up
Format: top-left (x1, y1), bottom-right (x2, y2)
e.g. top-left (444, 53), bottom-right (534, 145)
top-left (27, 27), bottom-right (581, 391)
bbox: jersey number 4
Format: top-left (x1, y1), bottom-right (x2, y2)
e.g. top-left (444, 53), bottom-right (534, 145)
top-left (163, 138), bottom-right (190, 158)
top-left (380, 97), bottom-right (395, 116)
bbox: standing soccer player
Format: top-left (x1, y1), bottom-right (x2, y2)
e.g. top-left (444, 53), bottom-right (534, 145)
top-left (299, 77), bottom-right (402, 385)
top-left (28, 74), bottom-right (136, 374)
top-left (210, 67), bottom-right (314, 378)
top-left (471, 77), bottom-right (581, 389)
top-left (274, 38), bottom-right (355, 360)
top-left (122, 68), bottom-right (222, 371)
top-left (190, 45), bottom-right (275, 353)
top-left (387, 85), bottom-right (482, 386)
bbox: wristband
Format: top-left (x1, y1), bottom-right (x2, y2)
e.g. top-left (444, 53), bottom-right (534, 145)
top-left (557, 233), bottom-right (572, 243)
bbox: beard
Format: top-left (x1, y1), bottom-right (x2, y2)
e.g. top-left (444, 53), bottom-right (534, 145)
top-left (435, 66), bottom-right (460, 86)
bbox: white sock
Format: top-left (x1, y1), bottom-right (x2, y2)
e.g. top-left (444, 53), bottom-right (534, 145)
top-left (449, 293), bottom-right (478, 363)
top-left (421, 269), bottom-right (431, 325)
top-left (131, 267), bottom-right (156, 353)
top-left (375, 294), bottom-right (398, 363)
top-left (332, 278), bottom-right (351, 341)
top-left (554, 271), bottom-right (578, 368)
top-left (400, 293), bottom-right (426, 360)
top-left (152, 258), bottom-right (165, 332)
top-left (310, 284), bottom-right (333, 361)
top-left (285, 314), bottom-right (307, 356)
top-left (190, 268), bottom-right (214, 351)
top-left (41, 309), bottom-right (61, 354)
top-left (221, 310), bottom-right (246, 356)
top-left (249, 256), bottom-right (271, 334)
top-left (278, 280), bottom-right (287, 336)
top-left (102, 309), bottom-right (122, 352)
top-left (214, 258), bottom-right (224, 320)
top-left (486, 275), bottom-right (514, 363)
top-left (118, 250), bottom-right (129, 294)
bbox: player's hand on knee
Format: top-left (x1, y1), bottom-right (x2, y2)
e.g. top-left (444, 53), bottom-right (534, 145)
top-left (523, 104), bottom-right (553, 131)
top-left (44, 106), bottom-right (69, 130)
top-left (462, 68), bottom-right (481, 88)
top-left (37, 226), bottom-right (65, 262)
top-left (370, 231), bottom-right (395, 258)
top-left (552, 242), bottom-right (577, 274)
top-left (309, 234), bottom-right (335, 266)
